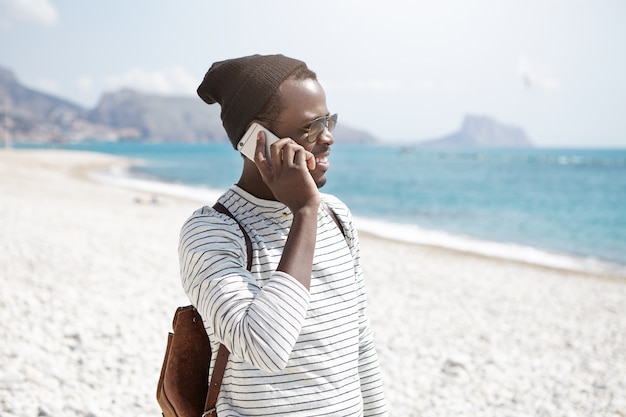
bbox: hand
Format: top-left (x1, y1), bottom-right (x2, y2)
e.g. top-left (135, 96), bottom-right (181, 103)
top-left (254, 131), bottom-right (321, 212)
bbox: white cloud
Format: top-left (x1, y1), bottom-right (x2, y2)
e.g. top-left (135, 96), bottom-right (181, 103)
top-left (103, 66), bottom-right (197, 96)
top-left (77, 75), bottom-right (94, 92)
top-left (517, 54), bottom-right (564, 92)
top-left (0, 0), bottom-right (59, 28)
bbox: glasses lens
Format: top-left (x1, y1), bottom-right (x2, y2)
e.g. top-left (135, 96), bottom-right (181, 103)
top-left (328, 114), bottom-right (338, 132)
top-left (306, 114), bottom-right (338, 142)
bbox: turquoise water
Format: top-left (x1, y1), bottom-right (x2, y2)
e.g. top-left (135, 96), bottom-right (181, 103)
top-left (19, 142), bottom-right (626, 271)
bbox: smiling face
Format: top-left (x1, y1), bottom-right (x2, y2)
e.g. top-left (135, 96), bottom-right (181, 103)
top-left (237, 75), bottom-right (336, 200)
top-left (266, 77), bottom-right (335, 188)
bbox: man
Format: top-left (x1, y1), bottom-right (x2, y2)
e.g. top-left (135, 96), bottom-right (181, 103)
top-left (179, 54), bottom-right (388, 416)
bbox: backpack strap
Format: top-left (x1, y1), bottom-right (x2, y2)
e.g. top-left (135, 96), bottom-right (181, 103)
top-left (323, 202), bottom-right (346, 239)
top-left (213, 202), bottom-right (253, 271)
top-left (215, 201), bottom-right (345, 258)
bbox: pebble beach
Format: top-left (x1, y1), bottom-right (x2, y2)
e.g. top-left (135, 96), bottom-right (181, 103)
top-left (1, 149), bottom-right (625, 416)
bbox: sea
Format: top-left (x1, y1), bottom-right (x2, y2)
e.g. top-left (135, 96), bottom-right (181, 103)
top-left (18, 142), bottom-right (626, 277)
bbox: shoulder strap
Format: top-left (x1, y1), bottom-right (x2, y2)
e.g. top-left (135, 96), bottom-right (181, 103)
top-left (202, 202), bottom-right (252, 416)
top-left (203, 344), bottom-right (229, 417)
top-left (323, 202), bottom-right (346, 239)
top-left (213, 202), bottom-right (253, 270)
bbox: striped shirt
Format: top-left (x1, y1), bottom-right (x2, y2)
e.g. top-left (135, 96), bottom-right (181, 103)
top-left (179, 185), bottom-right (388, 416)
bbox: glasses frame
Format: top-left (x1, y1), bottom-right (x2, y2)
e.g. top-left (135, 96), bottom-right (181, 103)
top-left (257, 113), bottom-right (338, 143)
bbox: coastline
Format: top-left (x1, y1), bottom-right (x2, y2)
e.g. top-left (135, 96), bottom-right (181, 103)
top-left (93, 149), bottom-right (626, 280)
top-left (1, 148), bottom-right (625, 416)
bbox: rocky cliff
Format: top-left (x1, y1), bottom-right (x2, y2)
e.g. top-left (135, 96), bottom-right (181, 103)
top-left (0, 67), bottom-right (101, 142)
top-left (0, 65), bottom-right (378, 144)
top-left (419, 115), bottom-right (533, 148)
top-left (87, 89), bottom-right (224, 142)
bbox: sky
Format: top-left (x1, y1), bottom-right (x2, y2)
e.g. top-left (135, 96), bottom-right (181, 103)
top-left (1, 0), bottom-right (625, 148)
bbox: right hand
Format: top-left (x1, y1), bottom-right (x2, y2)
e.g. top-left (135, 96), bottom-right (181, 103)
top-left (254, 131), bottom-right (321, 213)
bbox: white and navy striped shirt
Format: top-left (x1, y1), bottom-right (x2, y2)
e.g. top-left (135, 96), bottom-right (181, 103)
top-left (179, 185), bottom-right (388, 416)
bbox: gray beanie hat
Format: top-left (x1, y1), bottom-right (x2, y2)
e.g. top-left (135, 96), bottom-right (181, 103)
top-left (197, 54), bottom-right (307, 148)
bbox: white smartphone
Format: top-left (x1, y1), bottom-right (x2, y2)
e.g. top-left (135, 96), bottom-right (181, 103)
top-left (237, 122), bottom-right (280, 163)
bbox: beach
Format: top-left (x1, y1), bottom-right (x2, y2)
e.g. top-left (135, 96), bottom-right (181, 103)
top-left (1, 149), bottom-right (625, 416)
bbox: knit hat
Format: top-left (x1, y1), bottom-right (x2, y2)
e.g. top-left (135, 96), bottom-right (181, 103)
top-left (197, 54), bottom-right (307, 148)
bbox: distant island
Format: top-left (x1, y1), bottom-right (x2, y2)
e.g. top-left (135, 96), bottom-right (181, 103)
top-left (416, 115), bottom-right (533, 148)
top-left (1, 64), bottom-right (530, 148)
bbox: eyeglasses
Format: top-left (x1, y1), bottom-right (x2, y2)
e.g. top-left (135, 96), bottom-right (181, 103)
top-left (257, 113), bottom-right (338, 143)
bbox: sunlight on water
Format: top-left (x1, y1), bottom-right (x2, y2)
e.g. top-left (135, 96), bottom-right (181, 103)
top-left (18, 142), bottom-right (626, 275)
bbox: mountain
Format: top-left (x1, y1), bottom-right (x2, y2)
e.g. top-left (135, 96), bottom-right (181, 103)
top-left (1, 67), bottom-right (86, 142)
top-left (418, 115), bottom-right (533, 148)
top-left (332, 124), bottom-right (378, 144)
top-left (87, 89), bottom-right (225, 142)
top-left (0, 65), bottom-right (379, 144)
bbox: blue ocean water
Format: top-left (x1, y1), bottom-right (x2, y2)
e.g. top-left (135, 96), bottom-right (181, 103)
top-left (20, 142), bottom-right (626, 274)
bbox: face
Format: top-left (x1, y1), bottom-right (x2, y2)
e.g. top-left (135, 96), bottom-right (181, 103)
top-left (268, 78), bottom-right (335, 188)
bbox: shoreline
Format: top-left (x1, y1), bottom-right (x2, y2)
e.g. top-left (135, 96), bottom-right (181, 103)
top-left (2, 148), bottom-right (625, 416)
top-left (358, 228), bottom-right (626, 285)
top-left (88, 148), bottom-right (626, 280)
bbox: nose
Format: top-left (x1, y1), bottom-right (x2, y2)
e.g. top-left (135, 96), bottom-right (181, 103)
top-left (316, 126), bottom-right (335, 146)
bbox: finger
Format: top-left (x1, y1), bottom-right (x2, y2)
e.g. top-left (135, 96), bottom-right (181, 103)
top-left (288, 147), bottom-right (316, 173)
top-left (254, 131), bottom-right (267, 165)
top-left (254, 132), bottom-right (273, 182)
top-left (281, 142), bottom-right (300, 167)
top-left (304, 150), bottom-right (316, 171)
top-left (292, 148), bottom-right (316, 170)
top-left (292, 146), bottom-right (307, 166)
top-left (268, 138), bottom-right (295, 166)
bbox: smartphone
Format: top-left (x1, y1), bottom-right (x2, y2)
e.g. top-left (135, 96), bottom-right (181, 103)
top-left (237, 123), bottom-right (280, 163)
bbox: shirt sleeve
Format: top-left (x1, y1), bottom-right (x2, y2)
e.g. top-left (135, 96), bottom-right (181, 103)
top-left (341, 205), bottom-right (389, 416)
top-left (179, 209), bottom-right (311, 373)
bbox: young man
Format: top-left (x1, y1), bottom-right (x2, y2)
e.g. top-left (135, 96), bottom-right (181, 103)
top-left (179, 54), bottom-right (388, 416)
